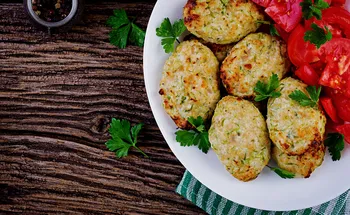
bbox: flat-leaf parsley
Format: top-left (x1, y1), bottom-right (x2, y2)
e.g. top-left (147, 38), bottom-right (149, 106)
top-left (325, 133), bottom-right (345, 161)
top-left (254, 74), bottom-right (282, 101)
top-left (289, 86), bottom-right (321, 107)
top-left (107, 9), bottom-right (145, 48)
top-left (105, 118), bottom-right (148, 158)
top-left (304, 23), bottom-right (332, 48)
top-left (156, 18), bottom-right (186, 53)
top-left (175, 116), bottom-right (211, 153)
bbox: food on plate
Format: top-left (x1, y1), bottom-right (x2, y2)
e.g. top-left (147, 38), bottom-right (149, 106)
top-left (272, 142), bottom-right (325, 178)
top-left (183, 0), bottom-right (264, 44)
top-left (209, 96), bottom-right (271, 182)
top-left (220, 33), bottom-right (290, 99)
top-left (184, 34), bottom-right (235, 62)
top-left (159, 40), bottom-right (220, 129)
top-left (155, 0), bottom-right (350, 181)
top-left (267, 78), bottom-right (326, 155)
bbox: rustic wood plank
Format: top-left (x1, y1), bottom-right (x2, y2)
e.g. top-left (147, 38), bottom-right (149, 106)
top-left (0, 2), bottom-right (205, 214)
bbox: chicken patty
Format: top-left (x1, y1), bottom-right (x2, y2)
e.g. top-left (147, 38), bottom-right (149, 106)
top-left (209, 96), bottom-right (271, 182)
top-left (159, 40), bottom-right (221, 129)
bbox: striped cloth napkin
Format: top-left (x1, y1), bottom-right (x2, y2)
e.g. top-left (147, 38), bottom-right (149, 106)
top-left (176, 171), bottom-right (350, 215)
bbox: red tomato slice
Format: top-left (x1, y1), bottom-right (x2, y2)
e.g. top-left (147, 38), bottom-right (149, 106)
top-left (335, 124), bottom-right (350, 143)
top-left (322, 7), bottom-right (350, 38)
top-left (252, 0), bottom-right (271, 7)
top-left (331, 0), bottom-right (345, 6)
top-left (295, 64), bottom-right (320, 86)
top-left (320, 97), bottom-right (342, 123)
top-left (265, 0), bottom-right (302, 32)
top-left (332, 93), bottom-right (350, 122)
top-left (288, 25), bottom-right (319, 67)
top-left (310, 61), bottom-right (326, 75)
top-left (318, 38), bottom-right (350, 94)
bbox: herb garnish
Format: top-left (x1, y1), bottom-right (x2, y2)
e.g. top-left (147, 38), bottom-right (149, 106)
top-left (304, 23), bottom-right (332, 48)
top-left (325, 133), bottom-right (345, 161)
top-left (256, 20), bottom-right (280, 37)
top-left (175, 116), bottom-right (211, 153)
top-left (105, 118), bottom-right (148, 158)
top-left (156, 18), bottom-right (187, 53)
top-left (289, 86), bottom-right (321, 107)
top-left (300, 0), bottom-right (329, 20)
top-left (107, 9), bottom-right (145, 48)
top-left (254, 74), bottom-right (282, 102)
top-left (268, 166), bottom-right (295, 179)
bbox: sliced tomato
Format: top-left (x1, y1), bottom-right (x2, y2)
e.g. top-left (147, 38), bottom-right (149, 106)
top-left (265, 0), bottom-right (302, 32)
top-left (331, 0), bottom-right (345, 6)
top-left (252, 0), bottom-right (271, 7)
top-left (295, 64), bottom-right (320, 86)
top-left (310, 61), bottom-right (326, 75)
top-left (332, 93), bottom-right (350, 122)
top-left (335, 124), bottom-right (350, 143)
top-left (322, 7), bottom-right (350, 38)
top-left (318, 38), bottom-right (350, 95)
top-left (288, 25), bottom-right (319, 67)
top-left (320, 97), bottom-right (342, 123)
top-left (274, 24), bottom-right (290, 42)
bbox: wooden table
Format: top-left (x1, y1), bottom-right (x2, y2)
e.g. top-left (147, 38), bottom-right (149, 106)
top-left (0, 1), bottom-right (204, 214)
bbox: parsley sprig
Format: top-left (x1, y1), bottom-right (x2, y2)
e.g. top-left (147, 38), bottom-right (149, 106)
top-left (268, 166), bottom-right (295, 179)
top-left (300, 0), bottom-right (329, 20)
top-left (105, 118), bottom-right (149, 158)
top-left (256, 21), bottom-right (280, 37)
top-left (289, 86), bottom-right (321, 107)
top-left (156, 18), bottom-right (187, 53)
top-left (325, 133), bottom-right (345, 161)
top-left (175, 116), bottom-right (211, 153)
top-left (107, 9), bottom-right (145, 48)
top-left (304, 23), bottom-right (332, 48)
top-left (254, 74), bottom-right (282, 102)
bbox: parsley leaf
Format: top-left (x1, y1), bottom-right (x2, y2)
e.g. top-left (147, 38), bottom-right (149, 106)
top-left (268, 166), bottom-right (295, 179)
top-left (270, 24), bottom-right (280, 37)
top-left (289, 86), bottom-right (321, 107)
top-left (256, 21), bottom-right (280, 37)
top-left (105, 118), bottom-right (149, 158)
top-left (156, 18), bottom-right (186, 53)
top-left (107, 9), bottom-right (145, 48)
top-left (300, 0), bottom-right (329, 20)
top-left (254, 74), bottom-right (282, 101)
top-left (325, 133), bottom-right (345, 161)
top-left (304, 23), bottom-right (332, 48)
top-left (175, 116), bottom-right (211, 153)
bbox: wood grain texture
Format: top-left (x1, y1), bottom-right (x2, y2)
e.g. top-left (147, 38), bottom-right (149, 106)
top-left (0, 2), bottom-right (204, 214)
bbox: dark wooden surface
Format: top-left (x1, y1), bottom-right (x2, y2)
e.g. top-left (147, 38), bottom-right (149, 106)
top-left (0, 1), bottom-right (204, 214)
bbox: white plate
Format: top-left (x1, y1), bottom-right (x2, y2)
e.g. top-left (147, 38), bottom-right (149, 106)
top-left (143, 0), bottom-right (350, 211)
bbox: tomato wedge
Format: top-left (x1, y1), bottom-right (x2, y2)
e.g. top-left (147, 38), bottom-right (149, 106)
top-left (295, 64), bottom-right (320, 86)
top-left (318, 38), bottom-right (350, 95)
top-left (252, 0), bottom-right (271, 7)
top-left (331, 0), bottom-right (345, 6)
top-left (332, 93), bottom-right (350, 122)
top-left (335, 124), bottom-right (350, 143)
top-left (265, 0), bottom-right (302, 33)
top-left (288, 25), bottom-right (319, 67)
top-left (322, 7), bottom-right (350, 38)
top-left (320, 97), bottom-right (342, 123)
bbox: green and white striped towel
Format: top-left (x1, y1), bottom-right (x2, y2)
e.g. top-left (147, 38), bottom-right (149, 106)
top-left (176, 171), bottom-right (350, 215)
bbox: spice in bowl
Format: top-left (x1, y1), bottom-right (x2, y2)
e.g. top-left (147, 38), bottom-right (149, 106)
top-left (32, 0), bottom-right (73, 22)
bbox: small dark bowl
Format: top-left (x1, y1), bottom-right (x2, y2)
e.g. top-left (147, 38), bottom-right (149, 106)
top-left (24, 0), bottom-right (84, 33)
